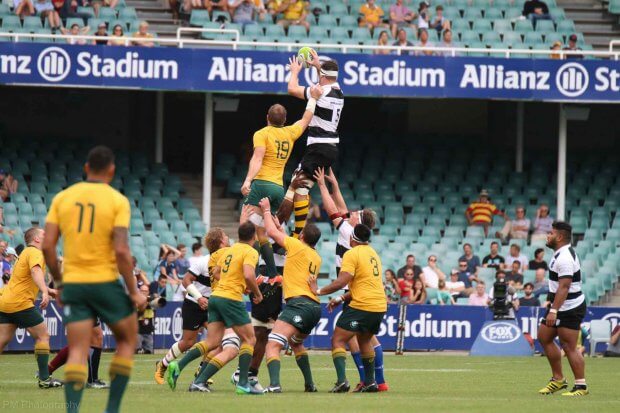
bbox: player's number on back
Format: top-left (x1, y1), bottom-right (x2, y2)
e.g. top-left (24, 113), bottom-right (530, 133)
top-left (370, 257), bottom-right (379, 277)
top-left (275, 140), bottom-right (290, 160)
top-left (332, 107), bottom-right (342, 124)
top-left (222, 255), bottom-right (233, 273)
top-left (75, 202), bottom-right (95, 233)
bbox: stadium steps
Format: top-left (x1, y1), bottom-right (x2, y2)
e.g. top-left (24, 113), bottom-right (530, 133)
top-left (559, 0), bottom-right (620, 50)
top-left (606, 288), bottom-right (620, 307)
top-left (126, 0), bottom-right (184, 38)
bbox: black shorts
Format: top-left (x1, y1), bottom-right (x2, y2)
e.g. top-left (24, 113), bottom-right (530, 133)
top-left (298, 143), bottom-right (338, 179)
top-left (541, 301), bottom-right (586, 331)
top-left (182, 299), bottom-right (209, 331)
top-left (251, 283), bottom-right (283, 324)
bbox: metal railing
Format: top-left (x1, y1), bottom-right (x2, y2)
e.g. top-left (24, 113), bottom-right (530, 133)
top-left (0, 30), bottom-right (618, 60)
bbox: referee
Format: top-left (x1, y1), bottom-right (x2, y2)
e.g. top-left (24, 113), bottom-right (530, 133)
top-left (538, 222), bottom-right (588, 396)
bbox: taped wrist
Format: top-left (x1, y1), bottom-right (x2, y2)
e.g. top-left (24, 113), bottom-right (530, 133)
top-left (306, 97), bottom-right (317, 113)
top-left (186, 284), bottom-right (202, 300)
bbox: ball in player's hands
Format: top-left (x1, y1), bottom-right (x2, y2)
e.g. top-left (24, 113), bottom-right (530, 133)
top-left (297, 46), bottom-right (316, 68)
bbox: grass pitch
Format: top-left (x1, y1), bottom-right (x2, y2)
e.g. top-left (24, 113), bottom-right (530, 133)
top-left (0, 352), bottom-right (618, 412)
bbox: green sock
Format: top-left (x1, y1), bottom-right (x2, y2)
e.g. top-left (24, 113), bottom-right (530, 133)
top-left (64, 364), bottom-right (87, 413)
top-left (106, 357), bottom-right (133, 413)
top-left (332, 348), bottom-right (347, 384)
top-left (177, 346), bottom-right (202, 372)
top-left (295, 353), bottom-right (314, 386)
top-left (238, 344), bottom-right (254, 387)
top-left (36, 353), bottom-right (50, 380)
top-left (361, 355), bottom-right (375, 385)
top-left (195, 358), bottom-right (223, 384)
top-left (259, 242), bottom-right (278, 278)
top-left (267, 357), bottom-right (281, 387)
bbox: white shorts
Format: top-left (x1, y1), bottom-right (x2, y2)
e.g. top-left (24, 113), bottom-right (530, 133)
top-left (251, 316), bottom-right (274, 330)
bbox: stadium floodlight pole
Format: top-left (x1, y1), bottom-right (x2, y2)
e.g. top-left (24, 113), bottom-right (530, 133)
top-left (155, 91), bottom-right (164, 163)
top-left (515, 102), bottom-right (524, 173)
top-left (202, 92), bottom-right (214, 230)
top-left (557, 104), bottom-right (567, 221)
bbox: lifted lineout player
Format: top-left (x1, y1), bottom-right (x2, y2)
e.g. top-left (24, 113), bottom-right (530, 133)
top-left (284, 49), bottom-right (344, 239)
top-left (240, 99), bottom-right (318, 281)
top-left (313, 167), bottom-right (387, 392)
top-left (538, 221), bottom-right (588, 397)
top-left (259, 197), bottom-right (322, 393)
top-left (313, 224), bottom-right (387, 393)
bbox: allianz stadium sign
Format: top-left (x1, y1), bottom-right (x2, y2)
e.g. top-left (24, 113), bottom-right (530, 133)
top-left (0, 42), bottom-right (620, 102)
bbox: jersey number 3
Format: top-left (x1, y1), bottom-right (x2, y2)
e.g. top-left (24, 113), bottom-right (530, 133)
top-left (75, 202), bottom-right (95, 233)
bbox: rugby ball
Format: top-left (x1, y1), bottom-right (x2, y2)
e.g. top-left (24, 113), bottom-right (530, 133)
top-left (297, 46), bottom-right (316, 68)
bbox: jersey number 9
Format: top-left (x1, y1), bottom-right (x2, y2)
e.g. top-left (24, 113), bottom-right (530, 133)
top-left (222, 255), bottom-right (233, 273)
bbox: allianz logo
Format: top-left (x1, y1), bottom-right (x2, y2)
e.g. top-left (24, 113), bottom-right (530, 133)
top-left (555, 62), bottom-right (588, 98)
top-left (37, 46), bottom-right (71, 82)
top-left (480, 322), bottom-right (520, 344)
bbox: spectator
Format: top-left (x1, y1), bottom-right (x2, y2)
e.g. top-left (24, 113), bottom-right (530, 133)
top-left (132, 256), bottom-right (150, 288)
top-left (175, 244), bottom-right (190, 276)
top-left (550, 40), bottom-right (562, 59)
top-left (0, 170), bottom-right (18, 202)
top-left (468, 281), bottom-right (489, 306)
top-left (488, 270), bottom-right (520, 319)
top-left (107, 24), bottom-right (126, 46)
top-left (0, 240), bottom-right (8, 256)
top-left (159, 250), bottom-right (179, 292)
top-left (446, 269), bottom-right (465, 298)
top-left (519, 282), bottom-right (541, 307)
top-left (389, 0), bottom-right (415, 38)
top-left (375, 30), bottom-right (391, 55)
top-left (528, 248), bottom-right (548, 271)
top-left (456, 260), bottom-right (476, 296)
top-left (136, 285), bottom-right (155, 354)
top-left (132, 21), bottom-right (155, 47)
top-left (604, 325), bottom-right (620, 357)
top-left (56, 0), bottom-right (91, 24)
top-left (505, 261), bottom-right (524, 290)
top-left (205, 0), bottom-right (228, 13)
top-left (188, 242), bottom-right (203, 267)
top-left (505, 243), bottom-right (528, 270)
top-left (2, 247), bottom-right (17, 283)
top-left (416, 1), bottom-right (429, 30)
top-left (522, 0), bottom-right (551, 28)
top-left (0, 207), bottom-right (14, 238)
top-left (397, 254), bottom-right (422, 279)
top-left (90, 0), bottom-right (118, 17)
top-left (267, 0), bottom-right (287, 20)
top-left (93, 22), bottom-right (108, 45)
top-left (465, 189), bottom-right (508, 237)
top-left (149, 274), bottom-right (168, 299)
top-left (414, 28), bottom-right (434, 56)
top-left (437, 28), bottom-right (459, 56)
top-left (410, 279), bottom-right (427, 304)
top-left (35, 0), bottom-right (61, 32)
top-left (14, 0), bottom-right (35, 18)
top-left (532, 268), bottom-right (549, 297)
top-left (430, 5), bottom-right (450, 34)
top-left (384, 269), bottom-right (401, 304)
top-left (230, 0), bottom-right (258, 26)
top-left (436, 279), bottom-right (455, 305)
top-left (498, 206), bottom-right (530, 243)
top-left (421, 254), bottom-right (445, 289)
top-left (398, 268), bottom-right (415, 304)
top-left (61, 23), bottom-right (93, 45)
top-left (482, 241), bottom-right (505, 270)
top-left (393, 28), bottom-right (414, 54)
top-left (277, 0), bottom-right (310, 31)
top-left (563, 34), bottom-right (583, 59)
top-left (359, 0), bottom-right (386, 32)
top-left (531, 204), bottom-right (554, 242)
top-left (459, 243), bottom-right (480, 274)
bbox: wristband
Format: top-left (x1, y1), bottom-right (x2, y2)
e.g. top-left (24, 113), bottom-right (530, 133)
top-left (549, 308), bottom-right (558, 314)
top-left (306, 97), bottom-right (317, 113)
top-left (329, 212), bottom-right (343, 221)
top-left (263, 209), bottom-right (270, 215)
top-left (334, 295), bottom-right (344, 304)
top-left (285, 189), bottom-right (295, 202)
top-left (316, 288), bottom-right (321, 296)
top-left (186, 284), bottom-right (203, 300)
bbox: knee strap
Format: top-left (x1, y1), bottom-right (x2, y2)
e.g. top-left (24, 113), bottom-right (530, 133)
top-left (222, 333), bottom-right (240, 350)
top-left (290, 334), bottom-right (304, 344)
top-left (268, 332), bottom-right (288, 347)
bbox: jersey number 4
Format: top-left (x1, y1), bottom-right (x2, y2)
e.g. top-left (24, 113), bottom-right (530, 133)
top-left (75, 202), bottom-right (95, 233)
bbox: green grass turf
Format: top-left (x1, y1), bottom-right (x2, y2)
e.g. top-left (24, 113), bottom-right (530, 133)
top-left (0, 352), bottom-right (618, 412)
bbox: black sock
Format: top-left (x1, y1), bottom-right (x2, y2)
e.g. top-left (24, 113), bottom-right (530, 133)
top-left (90, 347), bottom-right (102, 382)
top-left (249, 367), bottom-right (259, 377)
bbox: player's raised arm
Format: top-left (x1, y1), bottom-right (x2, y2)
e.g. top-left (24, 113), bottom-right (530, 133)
top-left (324, 168), bottom-right (348, 214)
top-left (293, 87), bottom-right (321, 131)
top-left (114, 227), bottom-right (146, 311)
top-left (313, 167), bottom-right (345, 227)
top-left (259, 198), bottom-right (286, 247)
top-left (287, 55), bottom-right (306, 100)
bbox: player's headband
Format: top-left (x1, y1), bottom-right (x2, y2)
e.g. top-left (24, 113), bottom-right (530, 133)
top-left (320, 69), bottom-right (338, 78)
top-left (351, 232), bottom-right (367, 244)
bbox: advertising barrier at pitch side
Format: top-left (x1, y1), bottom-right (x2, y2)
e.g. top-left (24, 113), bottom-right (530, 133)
top-left (1, 43), bottom-right (620, 101)
top-left (4, 303), bottom-right (618, 352)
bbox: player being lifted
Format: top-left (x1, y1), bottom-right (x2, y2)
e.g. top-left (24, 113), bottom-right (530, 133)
top-left (283, 50), bottom-right (344, 239)
top-left (0, 227), bottom-right (63, 389)
top-left (313, 167), bottom-right (387, 392)
top-left (312, 224), bottom-right (387, 393)
top-left (258, 197), bottom-right (322, 393)
top-left (240, 96), bottom-right (319, 281)
top-left (43, 146), bottom-right (147, 413)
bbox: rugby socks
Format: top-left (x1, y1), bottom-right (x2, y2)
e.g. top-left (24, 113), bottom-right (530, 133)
top-left (177, 341), bottom-right (208, 372)
top-left (89, 346), bottom-right (102, 382)
top-left (361, 351), bottom-right (376, 385)
top-left (575, 379), bottom-right (587, 387)
top-left (163, 342), bottom-right (182, 367)
top-left (238, 344), bottom-right (254, 387)
top-left (259, 241), bottom-right (278, 278)
top-left (48, 345), bottom-right (69, 374)
top-left (266, 356), bottom-right (281, 387)
top-left (374, 344), bottom-right (385, 385)
top-left (295, 351), bottom-right (314, 386)
top-left (332, 348), bottom-right (348, 384)
top-left (106, 356), bottom-right (133, 413)
top-left (292, 198), bottom-right (309, 239)
top-left (195, 357), bottom-right (224, 384)
top-left (64, 364), bottom-right (87, 413)
top-left (351, 351), bottom-right (365, 383)
top-left (34, 342), bottom-right (51, 380)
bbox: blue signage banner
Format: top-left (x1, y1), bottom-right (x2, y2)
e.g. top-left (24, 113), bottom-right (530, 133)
top-left (4, 302), bottom-right (619, 353)
top-left (0, 43), bottom-right (619, 102)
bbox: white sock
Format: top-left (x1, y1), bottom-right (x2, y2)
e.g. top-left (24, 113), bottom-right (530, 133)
top-left (574, 379), bottom-right (586, 386)
top-left (163, 342), bottom-right (182, 367)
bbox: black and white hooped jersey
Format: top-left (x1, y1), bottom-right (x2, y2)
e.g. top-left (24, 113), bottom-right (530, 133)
top-left (304, 83), bottom-right (344, 145)
top-left (186, 255), bottom-right (212, 303)
top-left (548, 244), bottom-right (584, 311)
top-left (335, 220), bottom-right (354, 269)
